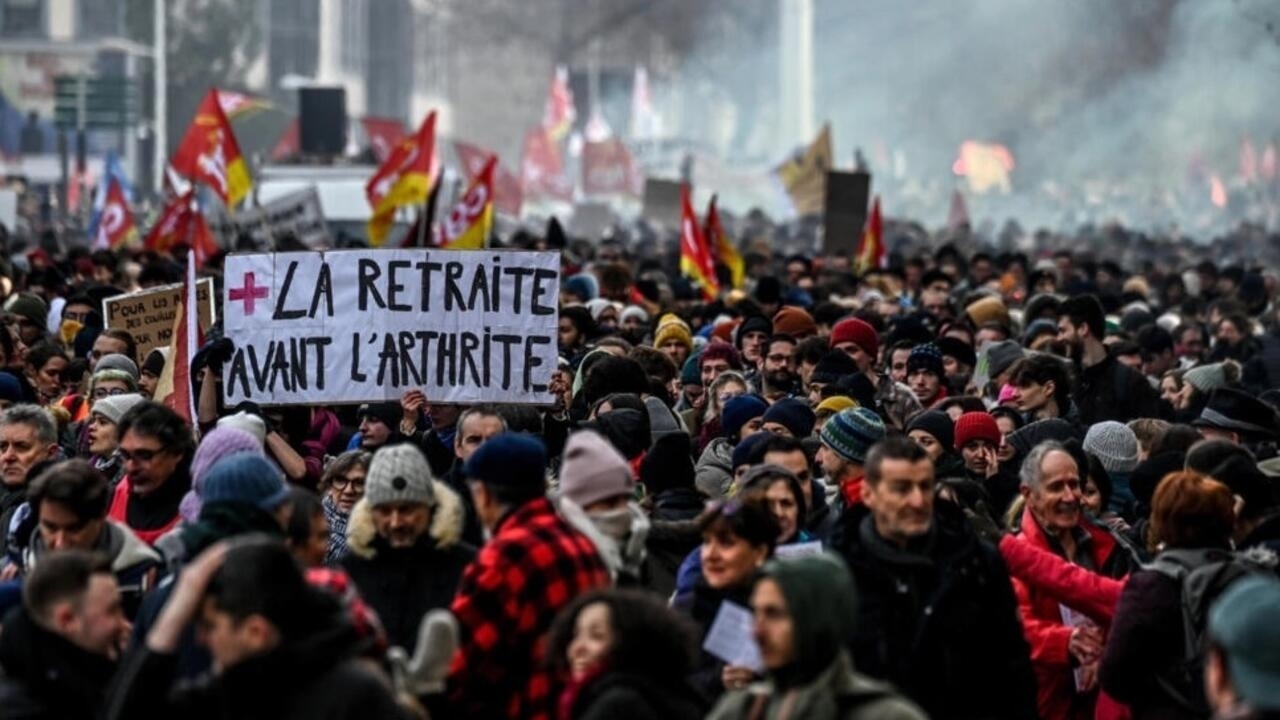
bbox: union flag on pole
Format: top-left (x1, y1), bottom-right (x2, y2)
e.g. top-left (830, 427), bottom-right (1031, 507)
top-left (542, 65), bottom-right (576, 141)
top-left (171, 89), bottom-right (253, 208)
top-left (438, 155), bottom-right (496, 250)
top-left (215, 88), bottom-right (270, 119)
top-left (189, 209), bottom-right (221, 270)
top-left (366, 111), bottom-right (437, 247)
top-left (521, 127), bottom-right (573, 202)
top-left (361, 116), bottom-right (406, 163)
top-left (156, 251), bottom-right (201, 424)
top-left (679, 184), bottom-right (719, 301)
top-left (455, 140), bottom-right (523, 216)
top-left (144, 192), bottom-right (196, 255)
top-left (854, 195), bottom-right (886, 275)
top-left (704, 194), bottom-right (743, 290)
top-left (93, 176), bottom-right (137, 250)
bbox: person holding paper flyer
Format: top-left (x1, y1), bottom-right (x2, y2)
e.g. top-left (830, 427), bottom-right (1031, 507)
top-left (707, 554), bottom-right (926, 720)
top-left (671, 496), bottom-right (778, 704)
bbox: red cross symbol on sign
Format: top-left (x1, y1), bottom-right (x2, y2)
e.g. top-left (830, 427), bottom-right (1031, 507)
top-left (229, 272), bottom-right (269, 315)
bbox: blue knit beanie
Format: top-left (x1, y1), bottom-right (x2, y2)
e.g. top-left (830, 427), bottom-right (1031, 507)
top-left (762, 398), bottom-right (816, 438)
top-left (721, 395), bottom-right (769, 440)
top-left (201, 454), bottom-right (289, 513)
top-left (819, 407), bottom-right (886, 464)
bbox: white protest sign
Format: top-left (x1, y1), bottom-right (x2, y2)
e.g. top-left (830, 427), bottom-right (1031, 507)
top-left (222, 249), bottom-right (560, 406)
top-left (702, 601), bottom-right (763, 672)
top-left (210, 187), bottom-right (332, 248)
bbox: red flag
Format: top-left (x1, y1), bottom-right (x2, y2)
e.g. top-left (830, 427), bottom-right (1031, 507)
top-left (1262, 143), bottom-right (1277, 182)
top-left (270, 119), bottom-right (299, 162)
top-left (94, 176), bottom-right (137, 250)
top-left (542, 65), bottom-right (576, 141)
top-left (171, 89), bottom-right (253, 207)
top-left (582, 138), bottom-right (641, 197)
top-left (521, 128), bottom-right (573, 202)
top-left (455, 140), bottom-right (523, 216)
top-left (704, 194), bottom-right (743, 290)
top-left (162, 252), bottom-right (200, 424)
top-left (1241, 136), bottom-right (1258, 182)
top-left (854, 196), bottom-right (886, 275)
top-left (437, 155), bottom-right (496, 250)
top-left (366, 111), bottom-right (437, 246)
top-left (361, 116), bottom-right (406, 163)
top-left (679, 184), bottom-right (719, 301)
top-left (144, 192), bottom-right (196, 254)
top-left (189, 211), bottom-right (221, 270)
top-left (215, 89), bottom-right (270, 118)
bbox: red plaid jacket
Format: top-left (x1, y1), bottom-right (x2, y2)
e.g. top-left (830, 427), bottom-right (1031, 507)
top-left (448, 496), bottom-right (610, 720)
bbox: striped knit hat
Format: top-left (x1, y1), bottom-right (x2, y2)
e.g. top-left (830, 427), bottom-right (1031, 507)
top-left (819, 407), bottom-right (885, 464)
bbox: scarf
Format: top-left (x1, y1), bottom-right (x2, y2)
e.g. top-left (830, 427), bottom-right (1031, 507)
top-left (323, 494), bottom-right (350, 565)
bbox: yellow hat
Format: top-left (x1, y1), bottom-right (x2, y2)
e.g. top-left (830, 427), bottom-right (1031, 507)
top-left (816, 396), bottom-right (857, 415)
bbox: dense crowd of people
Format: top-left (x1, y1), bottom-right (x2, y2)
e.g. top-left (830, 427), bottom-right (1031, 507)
top-left (0, 215), bottom-right (1278, 720)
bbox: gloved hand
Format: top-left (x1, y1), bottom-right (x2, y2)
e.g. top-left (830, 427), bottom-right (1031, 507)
top-left (389, 609), bottom-right (458, 697)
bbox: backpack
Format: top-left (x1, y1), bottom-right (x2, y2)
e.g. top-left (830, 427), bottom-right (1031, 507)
top-left (1144, 546), bottom-right (1278, 715)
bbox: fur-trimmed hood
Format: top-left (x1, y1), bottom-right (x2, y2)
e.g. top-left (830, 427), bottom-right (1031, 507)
top-left (345, 479), bottom-right (465, 559)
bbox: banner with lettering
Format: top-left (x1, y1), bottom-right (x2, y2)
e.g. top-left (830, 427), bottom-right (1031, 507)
top-left (222, 250), bottom-right (560, 405)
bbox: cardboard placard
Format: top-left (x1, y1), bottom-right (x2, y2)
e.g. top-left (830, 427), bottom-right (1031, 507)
top-left (102, 278), bottom-right (216, 360)
top-left (209, 186), bottom-right (332, 249)
top-left (222, 249), bottom-right (560, 405)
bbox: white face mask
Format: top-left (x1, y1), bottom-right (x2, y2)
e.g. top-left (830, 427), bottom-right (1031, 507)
top-left (588, 507), bottom-right (634, 543)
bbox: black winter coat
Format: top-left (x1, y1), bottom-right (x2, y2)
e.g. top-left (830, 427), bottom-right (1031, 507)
top-left (105, 618), bottom-right (409, 720)
top-left (567, 672), bottom-right (707, 720)
top-left (1073, 355), bottom-right (1166, 425)
top-left (342, 526), bottom-right (475, 650)
top-left (644, 487), bottom-right (705, 599)
top-left (835, 502), bottom-right (1039, 720)
top-left (0, 606), bottom-right (118, 719)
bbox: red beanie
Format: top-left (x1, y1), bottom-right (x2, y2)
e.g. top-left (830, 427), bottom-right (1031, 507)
top-left (699, 341), bottom-right (743, 370)
top-left (829, 317), bottom-right (879, 357)
top-left (953, 412), bottom-right (1001, 450)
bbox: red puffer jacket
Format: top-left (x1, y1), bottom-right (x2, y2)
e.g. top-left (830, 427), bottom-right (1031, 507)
top-left (1010, 511), bottom-right (1126, 720)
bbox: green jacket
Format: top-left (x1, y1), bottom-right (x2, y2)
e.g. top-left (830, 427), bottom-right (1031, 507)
top-left (705, 651), bottom-right (926, 720)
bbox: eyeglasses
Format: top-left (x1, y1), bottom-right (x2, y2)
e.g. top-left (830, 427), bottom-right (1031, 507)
top-left (718, 391), bottom-right (744, 404)
top-left (117, 447), bottom-right (164, 464)
top-left (93, 387), bottom-right (128, 399)
top-left (331, 475), bottom-right (366, 492)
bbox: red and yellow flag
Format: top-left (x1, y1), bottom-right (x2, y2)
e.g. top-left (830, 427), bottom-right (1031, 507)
top-left (93, 176), bottom-right (137, 250)
top-left (144, 192), bottom-right (195, 254)
top-left (854, 195), bottom-right (885, 275)
top-left (679, 184), bottom-right (719, 301)
top-left (366, 111), bottom-right (437, 246)
top-left (438, 155), bottom-right (496, 250)
top-left (189, 211), bottom-right (221, 270)
top-left (171, 89), bottom-right (253, 207)
top-left (704, 194), bottom-right (743, 290)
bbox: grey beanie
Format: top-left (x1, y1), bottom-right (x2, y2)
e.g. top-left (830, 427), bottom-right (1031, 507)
top-left (1184, 362), bottom-right (1233, 394)
top-left (95, 353), bottom-right (139, 380)
top-left (91, 393), bottom-right (147, 426)
top-left (1083, 421), bottom-right (1140, 475)
top-left (365, 444), bottom-right (436, 508)
top-left (986, 340), bottom-right (1025, 379)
